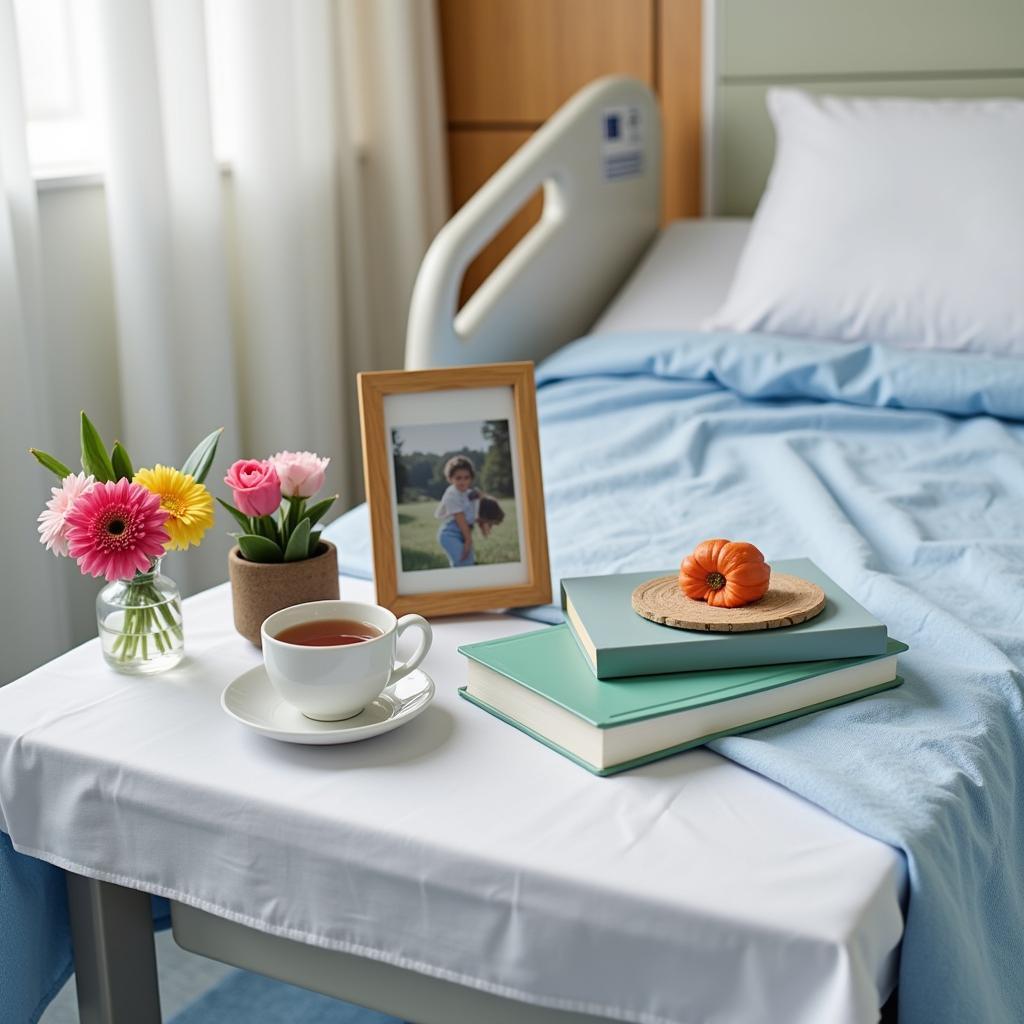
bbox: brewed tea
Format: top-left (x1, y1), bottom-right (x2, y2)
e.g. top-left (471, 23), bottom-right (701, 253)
top-left (275, 619), bottom-right (382, 647)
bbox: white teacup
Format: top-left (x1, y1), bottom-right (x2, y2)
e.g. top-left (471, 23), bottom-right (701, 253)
top-left (261, 600), bottom-right (432, 722)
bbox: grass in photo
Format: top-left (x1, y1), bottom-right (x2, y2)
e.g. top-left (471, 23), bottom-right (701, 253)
top-left (396, 498), bottom-right (520, 570)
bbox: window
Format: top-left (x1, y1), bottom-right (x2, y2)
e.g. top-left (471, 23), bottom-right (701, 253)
top-left (13, 0), bottom-right (102, 178)
top-left (12, 0), bottom-right (234, 182)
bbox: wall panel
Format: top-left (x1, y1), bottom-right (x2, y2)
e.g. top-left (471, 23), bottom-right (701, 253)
top-left (440, 0), bottom-right (654, 123)
top-left (439, 0), bottom-right (701, 301)
top-left (447, 129), bottom-right (541, 302)
top-left (659, 0), bottom-right (703, 217)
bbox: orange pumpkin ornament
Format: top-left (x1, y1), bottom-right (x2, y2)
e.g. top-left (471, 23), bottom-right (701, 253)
top-left (679, 539), bottom-right (771, 608)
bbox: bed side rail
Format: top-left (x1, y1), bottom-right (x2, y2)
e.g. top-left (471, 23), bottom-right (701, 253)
top-left (406, 76), bottom-right (662, 369)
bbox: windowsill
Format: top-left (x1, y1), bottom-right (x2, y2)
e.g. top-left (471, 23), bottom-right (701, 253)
top-left (35, 164), bottom-right (105, 192)
top-left (33, 160), bottom-right (239, 193)
top-left (33, 145), bottom-right (368, 193)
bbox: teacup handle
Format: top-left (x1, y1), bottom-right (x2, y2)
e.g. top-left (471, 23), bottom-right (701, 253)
top-left (391, 614), bottom-right (432, 683)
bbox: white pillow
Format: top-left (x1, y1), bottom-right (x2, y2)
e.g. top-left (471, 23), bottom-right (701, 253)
top-left (707, 88), bottom-right (1024, 356)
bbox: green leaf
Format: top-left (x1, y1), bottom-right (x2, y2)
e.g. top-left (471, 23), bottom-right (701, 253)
top-left (216, 497), bottom-right (251, 534)
top-left (307, 528), bottom-right (323, 559)
top-left (303, 495), bottom-right (337, 528)
top-left (80, 412), bottom-right (115, 482)
top-left (236, 533), bottom-right (283, 563)
top-left (180, 427), bottom-right (223, 485)
top-left (283, 495), bottom-right (304, 535)
top-left (283, 517), bottom-right (310, 562)
top-left (29, 448), bottom-right (73, 479)
top-left (253, 515), bottom-right (280, 545)
top-left (111, 441), bottom-right (134, 481)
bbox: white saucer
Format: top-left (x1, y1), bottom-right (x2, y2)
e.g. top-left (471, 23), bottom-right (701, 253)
top-left (221, 666), bottom-right (435, 745)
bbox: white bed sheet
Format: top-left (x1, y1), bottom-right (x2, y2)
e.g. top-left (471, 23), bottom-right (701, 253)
top-left (0, 578), bottom-right (904, 1024)
top-left (592, 218), bottom-right (751, 334)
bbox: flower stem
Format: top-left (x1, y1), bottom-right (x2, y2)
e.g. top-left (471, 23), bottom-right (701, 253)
top-left (108, 572), bottom-right (182, 666)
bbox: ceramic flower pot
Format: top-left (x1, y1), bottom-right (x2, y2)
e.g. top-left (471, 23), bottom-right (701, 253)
top-left (228, 541), bottom-right (341, 646)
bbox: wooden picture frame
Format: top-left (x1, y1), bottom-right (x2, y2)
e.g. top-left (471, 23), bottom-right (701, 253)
top-left (358, 362), bottom-right (551, 617)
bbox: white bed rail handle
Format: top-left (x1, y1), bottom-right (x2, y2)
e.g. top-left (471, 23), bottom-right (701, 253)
top-left (406, 76), bottom-right (662, 369)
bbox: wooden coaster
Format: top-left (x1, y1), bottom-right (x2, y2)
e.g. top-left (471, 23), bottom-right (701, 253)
top-left (631, 572), bottom-right (826, 633)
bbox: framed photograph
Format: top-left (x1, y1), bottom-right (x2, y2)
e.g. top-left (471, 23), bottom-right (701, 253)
top-left (358, 362), bottom-right (551, 616)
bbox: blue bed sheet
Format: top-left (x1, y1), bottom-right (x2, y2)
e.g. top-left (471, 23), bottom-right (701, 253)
top-left (328, 330), bottom-right (1024, 1024)
top-left (0, 832), bottom-right (71, 1024)
top-left (0, 829), bottom-right (171, 1023)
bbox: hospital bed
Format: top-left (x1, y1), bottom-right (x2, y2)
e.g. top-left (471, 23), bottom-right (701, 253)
top-left (5, 2), bottom-right (1024, 1023)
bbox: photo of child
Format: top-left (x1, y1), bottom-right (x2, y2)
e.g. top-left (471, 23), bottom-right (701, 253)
top-left (391, 420), bottom-right (520, 572)
top-left (434, 455), bottom-right (508, 567)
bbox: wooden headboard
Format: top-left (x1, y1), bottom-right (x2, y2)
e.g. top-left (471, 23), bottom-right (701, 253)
top-left (703, 0), bottom-right (1024, 215)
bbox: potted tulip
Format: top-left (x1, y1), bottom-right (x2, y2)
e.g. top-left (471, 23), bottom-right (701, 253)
top-left (220, 452), bottom-right (340, 645)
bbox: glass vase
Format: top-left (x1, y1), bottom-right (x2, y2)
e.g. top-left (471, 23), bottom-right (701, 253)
top-left (97, 559), bottom-right (184, 674)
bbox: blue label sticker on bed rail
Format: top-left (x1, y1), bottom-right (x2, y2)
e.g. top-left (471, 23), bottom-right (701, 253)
top-left (601, 105), bottom-right (643, 181)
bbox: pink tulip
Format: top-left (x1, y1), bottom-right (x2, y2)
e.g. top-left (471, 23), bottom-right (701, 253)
top-left (224, 459), bottom-right (281, 518)
top-left (270, 450), bottom-right (329, 499)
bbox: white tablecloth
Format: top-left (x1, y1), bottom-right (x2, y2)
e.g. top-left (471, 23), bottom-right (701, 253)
top-left (0, 578), bottom-right (904, 1024)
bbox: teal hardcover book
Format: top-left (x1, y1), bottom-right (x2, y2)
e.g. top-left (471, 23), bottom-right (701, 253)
top-left (459, 625), bottom-right (906, 775)
top-left (561, 558), bottom-right (888, 679)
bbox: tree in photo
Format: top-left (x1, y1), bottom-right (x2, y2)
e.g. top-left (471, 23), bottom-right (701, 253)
top-left (391, 433), bottom-right (408, 503)
top-left (480, 420), bottom-right (514, 498)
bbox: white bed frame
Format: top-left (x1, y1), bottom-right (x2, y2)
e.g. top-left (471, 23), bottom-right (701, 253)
top-left (67, 2), bottom-right (1024, 1021)
top-left (405, 76), bottom-right (662, 369)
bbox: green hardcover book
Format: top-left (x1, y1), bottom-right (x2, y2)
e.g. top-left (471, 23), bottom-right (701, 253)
top-left (459, 625), bottom-right (906, 776)
top-left (561, 558), bottom-right (888, 679)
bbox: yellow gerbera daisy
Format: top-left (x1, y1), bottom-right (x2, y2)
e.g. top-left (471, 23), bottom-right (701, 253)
top-left (133, 464), bottom-right (215, 551)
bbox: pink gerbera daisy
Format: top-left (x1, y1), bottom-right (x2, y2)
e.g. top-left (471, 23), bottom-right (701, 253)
top-left (37, 472), bottom-right (95, 557)
top-left (66, 479), bottom-right (171, 581)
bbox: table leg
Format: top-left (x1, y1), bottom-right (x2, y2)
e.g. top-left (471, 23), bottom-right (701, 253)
top-left (66, 874), bottom-right (162, 1024)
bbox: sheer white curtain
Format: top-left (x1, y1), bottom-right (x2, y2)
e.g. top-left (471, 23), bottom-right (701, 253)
top-left (0, 0), bottom-right (448, 683)
top-left (1, 0), bottom-right (74, 680)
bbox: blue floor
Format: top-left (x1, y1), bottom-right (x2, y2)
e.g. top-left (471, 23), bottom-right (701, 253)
top-left (168, 970), bottom-right (405, 1024)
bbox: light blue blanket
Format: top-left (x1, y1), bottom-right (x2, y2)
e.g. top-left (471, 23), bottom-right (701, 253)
top-left (328, 331), bottom-right (1024, 1023)
top-left (0, 832), bottom-right (72, 1023)
top-left (0, 830), bottom-right (171, 1023)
